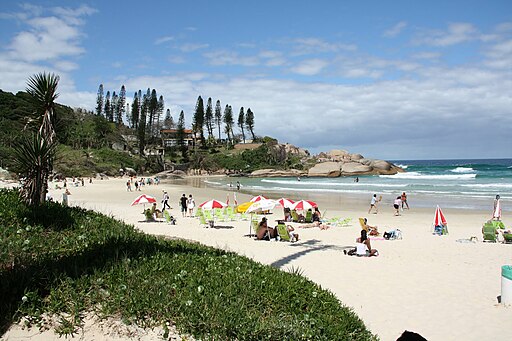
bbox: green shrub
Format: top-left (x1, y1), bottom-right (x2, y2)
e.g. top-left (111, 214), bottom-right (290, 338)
top-left (0, 189), bottom-right (376, 340)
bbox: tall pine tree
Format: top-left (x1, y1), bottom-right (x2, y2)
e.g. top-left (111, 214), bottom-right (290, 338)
top-left (176, 110), bottom-right (187, 158)
top-left (117, 85), bottom-right (126, 126)
top-left (138, 92), bottom-right (149, 155)
top-left (245, 108), bottom-right (256, 140)
top-left (214, 100), bottom-right (222, 140)
top-left (96, 84), bottom-right (104, 116)
top-left (156, 95), bottom-right (164, 137)
top-left (163, 108), bottom-right (174, 129)
top-left (111, 91), bottom-right (118, 123)
top-left (238, 107), bottom-right (245, 143)
top-left (205, 97), bottom-right (214, 138)
top-left (130, 92), bottom-right (139, 129)
top-left (193, 95), bottom-right (205, 146)
top-left (223, 104), bottom-right (234, 144)
top-left (104, 91), bottom-right (112, 122)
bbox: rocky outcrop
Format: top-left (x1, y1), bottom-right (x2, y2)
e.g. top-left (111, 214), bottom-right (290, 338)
top-left (307, 150), bottom-right (404, 177)
top-left (249, 169), bottom-right (306, 177)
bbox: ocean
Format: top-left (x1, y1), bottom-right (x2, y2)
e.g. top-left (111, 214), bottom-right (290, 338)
top-left (202, 159), bottom-right (512, 212)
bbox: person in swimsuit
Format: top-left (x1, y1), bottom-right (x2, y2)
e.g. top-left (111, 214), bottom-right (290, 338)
top-left (401, 192), bottom-right (409, 209)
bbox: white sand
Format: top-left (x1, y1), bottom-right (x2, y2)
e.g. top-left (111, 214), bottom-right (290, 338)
top-left (3, 177), bottom-right (512, 340)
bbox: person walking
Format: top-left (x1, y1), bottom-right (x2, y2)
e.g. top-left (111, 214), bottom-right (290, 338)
top-left (180, 194), bottom-right (188, 217)
top-left (162, 190), bottom-right (171, 210)
top-left (187, 194), bottom-right (196, 217)
top-left (368, 194), bottom-right (380, 214)
top-left (394, 196), bottom-right (402, 216)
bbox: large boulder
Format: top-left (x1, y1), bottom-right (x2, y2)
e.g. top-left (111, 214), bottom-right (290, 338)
top-left (0, 167), bottom-right (13, 180)
top-left (370, 160), bottom-right (392, 171)
top-left (308, 162), bottom-right (341, 177)
top-left (341, 162), bottom-right (373, 174)
top-left (250, 169), bottom-right (305, 177)
top-left (124, 167), bottom-right (137, 176)
top-left (350, 153), bottom-right (364, 161)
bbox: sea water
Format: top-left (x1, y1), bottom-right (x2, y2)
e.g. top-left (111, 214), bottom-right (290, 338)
top-left (202, 159), bottom-right (512, 212)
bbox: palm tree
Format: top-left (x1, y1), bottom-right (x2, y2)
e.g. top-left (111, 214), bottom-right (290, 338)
top-left (13, 134), bottom-right (57, 205)
top-left (17, 72), bottom-right (60, 205)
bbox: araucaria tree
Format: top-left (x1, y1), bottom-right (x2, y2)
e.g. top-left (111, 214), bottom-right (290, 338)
top-left (176, 110), bottom-right (187, 158)
top-left (204, 97), bottom-right (214, 138)
top-left (96, 84), bottom-right (104, 116)
top-left (138, 91), bottom-right (149, 155)
top-left (223, 104), bottom-right (234, 144)
top-left (238, 107), bottom-right (245, 143)
top-left (116, 85), bottom-right (126, 126)
top-left (104, 91), bottom-right (112, 122)
top-left (130, 92), bottom-right (140, 129)
top-left (245, 108), bottom-right (255, 140)
top-left (15, 72), bottom-right (60, 205)
top-left (163, 108), bottom-right (174, 129)
top-left (193, 96), bottom-right (205, 146)
top-left (214, 100), bottom-right (222, 140)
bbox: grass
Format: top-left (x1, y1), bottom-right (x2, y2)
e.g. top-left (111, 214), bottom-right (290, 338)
top-left (0, 189), bottom-right (377, 340)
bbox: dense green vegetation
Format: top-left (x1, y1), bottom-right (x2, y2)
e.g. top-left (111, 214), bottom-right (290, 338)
top-left (1, 88), bottom-right (306, 177)
top-left (0, 189), bottom-right (376, 340)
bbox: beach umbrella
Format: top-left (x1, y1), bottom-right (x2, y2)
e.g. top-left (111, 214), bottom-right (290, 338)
top-left (433, 205), bottom-right (447, 226)
top-left (246, 199), bottom-right (277, 213)
top-left (199, 199), bottom-right (228, 210)
top-left (277, 198), bottom-right (295, 208)
top-left (250, 195), bottom-right (267, 202)
top-left (131, 194), bottom-right (157, 207)
top-left (291, 200), bottom-right (318, 211)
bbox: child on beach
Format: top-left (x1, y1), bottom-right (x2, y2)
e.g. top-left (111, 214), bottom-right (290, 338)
top-left (394, 196), bottom-right (402, 216)
top-left (368, 194), bottom-right (381, 214)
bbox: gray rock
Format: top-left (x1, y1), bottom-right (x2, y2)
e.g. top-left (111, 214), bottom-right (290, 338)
top-left (124, 167), bottom-right (137, 176)
top-left (308, 162), bottom-right (342, 177)
top-left (341, 162), bottom-right (372, 174)
top-left (250, 169), bottom-right (305, 177)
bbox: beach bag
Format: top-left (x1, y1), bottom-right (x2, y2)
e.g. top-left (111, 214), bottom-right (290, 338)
top-left (434, 225), bottom-right (443, 235)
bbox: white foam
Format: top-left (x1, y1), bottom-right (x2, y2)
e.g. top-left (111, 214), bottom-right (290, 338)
top-left (450, 167), bottom-right (475, 173)
top-left (396, 164), bottom-right (409, 169)
top-left (380, 172), bottom-right (476, 180)
top-left (261, 179), bottom-right (408, 188)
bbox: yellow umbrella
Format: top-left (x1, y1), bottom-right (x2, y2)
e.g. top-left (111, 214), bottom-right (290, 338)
top-left (236, 201), bottom-right (253, 213)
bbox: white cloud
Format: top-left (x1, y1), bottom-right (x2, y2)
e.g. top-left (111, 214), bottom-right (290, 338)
top-left (416, 22), bottom-right (478, 46)
top-left (412, 52), bottom-right (441, 60)
top-left (292, 38), bottom-right (357, 55)
top-left (384, 21), bottom-right (407, 37)
top-left (204, 50), bottom-right (259, 66)
top-left (168, 55), bottom-right (186, 64)
top-left (179, 43), bottom-right (209, 52)
top-left (53, 60), bottom-right (78, 72)
top-left (290, 59), bottom-right (328, 75)
top-left (154, 36), bottom-right (174, 45)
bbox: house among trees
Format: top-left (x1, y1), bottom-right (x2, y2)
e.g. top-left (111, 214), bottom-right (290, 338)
top-left (160, 128), bottom-right (197, 148)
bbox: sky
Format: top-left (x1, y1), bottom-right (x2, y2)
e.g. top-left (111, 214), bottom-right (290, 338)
top-left (0, 0), bottom-right (511, 160)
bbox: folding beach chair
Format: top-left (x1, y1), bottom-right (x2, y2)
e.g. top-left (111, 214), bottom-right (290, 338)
top-left (482, 221), bottom-right (498, 242)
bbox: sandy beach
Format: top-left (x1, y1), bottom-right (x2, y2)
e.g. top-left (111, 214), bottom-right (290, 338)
top-left (3, 177), bottom-right (511, 340)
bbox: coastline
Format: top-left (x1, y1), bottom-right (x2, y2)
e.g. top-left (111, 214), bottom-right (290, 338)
top-left (2, 176), bottom-right (511, 340)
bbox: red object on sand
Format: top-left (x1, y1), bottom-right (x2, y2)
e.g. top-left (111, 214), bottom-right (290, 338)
top-left (433, 205), bottom-right (447, 226)
top-left (277, 198), bottom-right (295, 208)
top-left (199, 199), bottom-right (228, 210)
top-left (250, 195), bottom-right (267, 202)
top-left (291, 200), bottom-right (318, 211)
top-left (131, 194), bottom-right (157, 206)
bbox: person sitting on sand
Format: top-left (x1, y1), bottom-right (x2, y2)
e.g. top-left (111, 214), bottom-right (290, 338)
top-left (256, 217), bottom-right (277, 240)
top-left (312, 207), bottom-right (322, 222)
top-left (150, 203), bottom-right (162, 219)
top-left (362, 218), bottom-right (379, 236)
top-left (298, 221), bottom-right (331, 230)
top-left (345, 230), bottom-right (379, 257)
top-left (284, 207), bottom-right (292, 222)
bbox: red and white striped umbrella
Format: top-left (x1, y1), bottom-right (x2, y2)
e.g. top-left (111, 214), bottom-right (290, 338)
top-left (199, 199), bottom-right (228, 210)
top-left (291, 200), bottom-right (318, 211)
top-left (131, 194), bottom-right (157, 206)
top-left (277, 198), bottom-right (295, 208)
top-left (250, 195), bottom-right (267, 202)
top-left (433, 205), bottom-right (447, 226)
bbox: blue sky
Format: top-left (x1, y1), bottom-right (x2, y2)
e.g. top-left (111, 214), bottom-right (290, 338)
top-left (1, 1), bottom-right (511, 160)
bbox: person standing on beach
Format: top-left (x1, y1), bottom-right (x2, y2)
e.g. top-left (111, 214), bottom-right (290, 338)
top-left (493, 194), bottom-right (501, 220)
top-left (394, 196), bottom-right (402, 216)
top-left (126, 180), bottom-right (132, 192)
top-left (180, 194), bottom-right (188, 217)
top-left (187, 194), bottom-right (195, 217)
top-left (236, 181), bottom-right (241, 191)
top-left (401, 192), bottom-right (409, 209)
top-left (162, 190), bottom-right (170, 210)
top-left (368, 194), bottom-right (380, 214)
